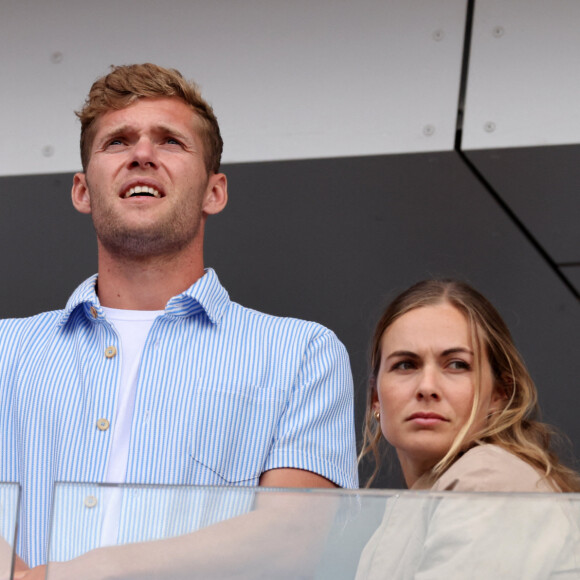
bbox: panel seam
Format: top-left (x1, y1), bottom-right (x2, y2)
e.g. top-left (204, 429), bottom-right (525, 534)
top-left (454, 0), bottom-right (579, 300)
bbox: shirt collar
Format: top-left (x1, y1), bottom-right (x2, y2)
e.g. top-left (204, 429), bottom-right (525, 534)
top-left (58, 274), bottom-right (100, 327)
top-left (57, 268), bottom-right (230, 327)
top-left (165, 268), bottom-right (230, 323)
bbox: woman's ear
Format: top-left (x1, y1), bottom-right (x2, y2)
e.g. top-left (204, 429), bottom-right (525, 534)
top-left (370, 376), bottom-right (380, 413)
top-left (489, 373), bottom-right (511, 414)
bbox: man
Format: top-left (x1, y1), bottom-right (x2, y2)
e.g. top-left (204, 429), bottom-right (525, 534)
top-left (0, 63), bottom-right (357, 570)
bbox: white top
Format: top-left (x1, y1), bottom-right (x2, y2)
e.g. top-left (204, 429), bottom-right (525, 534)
top-left (100, 306), bottom-right (164, 546)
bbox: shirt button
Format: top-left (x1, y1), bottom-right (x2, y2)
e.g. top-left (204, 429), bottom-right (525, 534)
top-left (97, 418), bottom-right (110, 431)
top-left (105, 346), bottom-right (117, 358)
top-left (90, 306), bottom-right (98, 319)
top-left (84, 495), bottom-right (98, 508)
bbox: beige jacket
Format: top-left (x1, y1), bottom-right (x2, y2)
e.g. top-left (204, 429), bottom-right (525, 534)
top-left (356, 445), bottom-right (580, 579)
top-left (415, 444), bottom-right (556, 492)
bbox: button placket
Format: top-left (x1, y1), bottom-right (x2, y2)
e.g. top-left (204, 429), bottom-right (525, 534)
top-left (98, 332), bottom-right (117, 439)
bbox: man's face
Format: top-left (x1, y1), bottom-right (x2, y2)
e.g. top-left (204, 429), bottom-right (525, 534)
top-left (73, 97), bottom-right (224, 259)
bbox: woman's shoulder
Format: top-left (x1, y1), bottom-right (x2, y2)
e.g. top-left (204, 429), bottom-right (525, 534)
top-left (431, 444), bottom-right (555, 493)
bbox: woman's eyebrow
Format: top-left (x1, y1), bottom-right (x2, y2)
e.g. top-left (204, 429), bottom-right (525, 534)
top-left (441, 347), bottom-right (473, 356)
top-left (386, 350), bottom-right (419, 360)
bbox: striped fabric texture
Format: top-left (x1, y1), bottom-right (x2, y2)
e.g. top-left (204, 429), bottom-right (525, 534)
top-left (0, 483), bottom-right (19, 548)
top-left (0, 268), bottom-right (358, 566)
top-left (49, 483), bottom-right (257, 562)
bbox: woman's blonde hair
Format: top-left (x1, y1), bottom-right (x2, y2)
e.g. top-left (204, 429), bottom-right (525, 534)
top-left (359, 279), bottom-right (580, 491)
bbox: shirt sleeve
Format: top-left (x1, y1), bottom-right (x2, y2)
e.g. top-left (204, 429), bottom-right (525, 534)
top-left (0, 319), bottom-right (21, 484)
top-left (262, 328), bottom-right (359, 488)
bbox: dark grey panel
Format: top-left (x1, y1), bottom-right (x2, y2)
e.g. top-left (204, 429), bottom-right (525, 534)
top-left (466, 145), bottom-right (580, 264)
top-left (206, 152), bottom-right (580, 487)
top-left (1, 153), bottom-right (579, 489)
top-left (561, 266), bottom-right (580, 295)
top-left (0, 173), bottom-right (97, 317)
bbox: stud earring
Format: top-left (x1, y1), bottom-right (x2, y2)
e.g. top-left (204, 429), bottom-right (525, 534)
top-left (374, 410), bottom-right (380, 421)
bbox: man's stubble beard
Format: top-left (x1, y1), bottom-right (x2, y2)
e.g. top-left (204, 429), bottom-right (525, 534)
top-left (88, 183), bottom-right (205, 260)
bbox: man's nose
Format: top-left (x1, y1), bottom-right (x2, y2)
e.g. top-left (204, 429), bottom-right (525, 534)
top-left (415, 367), bottom-right (441, 400)
top-left (129, 138), bottom-right (158, 168)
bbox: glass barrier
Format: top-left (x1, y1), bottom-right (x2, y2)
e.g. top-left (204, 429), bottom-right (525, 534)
top-left (0, 483), bottom-right (20, 580)
top-left (44, 484), bottom-right (580, 579)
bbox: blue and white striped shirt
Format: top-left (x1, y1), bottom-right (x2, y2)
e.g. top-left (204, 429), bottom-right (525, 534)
top-left (0, 268), bottom-right (358, 566)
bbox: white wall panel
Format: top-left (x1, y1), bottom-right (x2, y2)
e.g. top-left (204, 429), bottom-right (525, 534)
top-left (463, 0), bottom-right (580, 150)
top-left (0, 0), bottom-right (466, 176)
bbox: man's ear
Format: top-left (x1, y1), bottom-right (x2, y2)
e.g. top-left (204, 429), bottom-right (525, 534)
top-left (71, 173), bottom-right (92, 215)
top-left (202, 173), bottom-right (228, 216)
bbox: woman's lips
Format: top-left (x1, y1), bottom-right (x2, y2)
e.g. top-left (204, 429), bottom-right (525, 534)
top-left (406, 412), bottom-right (449, 426)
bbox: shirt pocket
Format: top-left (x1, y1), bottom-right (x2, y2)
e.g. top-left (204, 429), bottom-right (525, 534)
top-left (188, 383), bottom-right (286, 486)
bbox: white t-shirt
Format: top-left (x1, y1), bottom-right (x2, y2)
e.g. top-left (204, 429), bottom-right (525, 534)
top-left (100, 306), bottom-right (164, 546)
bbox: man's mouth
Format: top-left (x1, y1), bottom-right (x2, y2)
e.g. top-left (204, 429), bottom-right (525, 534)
top-left (122, 186), bottom-right (162, 199)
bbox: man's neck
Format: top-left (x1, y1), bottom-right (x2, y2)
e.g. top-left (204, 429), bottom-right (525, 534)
top-left (96, 244), bottom-right (205, 310)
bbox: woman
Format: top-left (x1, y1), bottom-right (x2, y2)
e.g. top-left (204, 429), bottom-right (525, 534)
top-left (360, 278), bottom-right (580, 492)
top-left (356, 280), bottom-right (580, 578)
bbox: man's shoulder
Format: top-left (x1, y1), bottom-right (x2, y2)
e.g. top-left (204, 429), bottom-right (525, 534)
top-left (0, 310), bottom-right (65, 369)
top-left (0, 309), bottom-right (64, 333)
top-left (227, 300), bottom-right (339, 343)
top-left (0, 275), bottom-right (97, 337)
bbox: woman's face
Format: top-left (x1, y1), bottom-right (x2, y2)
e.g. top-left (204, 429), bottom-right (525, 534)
top-left (373, 302), bottom-right (503, 485)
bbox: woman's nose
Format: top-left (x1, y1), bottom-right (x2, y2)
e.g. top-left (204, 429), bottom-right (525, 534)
top-left (415, 367), bottom-right (441, 400)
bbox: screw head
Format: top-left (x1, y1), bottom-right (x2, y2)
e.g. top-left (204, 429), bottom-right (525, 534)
top-left (423, 124), bottom-right (435, 137)
top-left (50, 51), bottom-right (63, 64)
top-left (484, 121), bottom-right (496, 133)
top-left (432, 29), bottom-right (445, 42)
top-left (492, 26), bottom-right (504, 38)
top-left (42, 145), bottom-right (55, 157)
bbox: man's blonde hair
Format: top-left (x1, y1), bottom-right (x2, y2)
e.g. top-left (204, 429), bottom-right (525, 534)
top-left (76, 63), bottom-right (223, 174)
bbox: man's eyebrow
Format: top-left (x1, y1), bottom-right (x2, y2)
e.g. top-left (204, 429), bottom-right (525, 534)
top-left (97, 124), bottom-right (195, 144)
top-left (96, 124), bottom-right (133, 143)
top-left (154, 123), bottom-right (196, 143)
